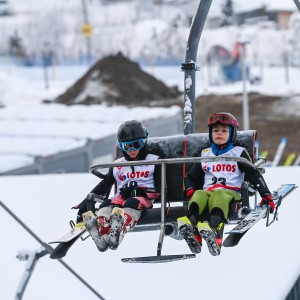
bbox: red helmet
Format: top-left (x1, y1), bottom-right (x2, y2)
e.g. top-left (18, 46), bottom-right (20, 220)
top-left (208, 112), bottom-right (239, 143)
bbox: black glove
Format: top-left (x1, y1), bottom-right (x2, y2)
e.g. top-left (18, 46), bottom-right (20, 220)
top-left (133, 187), bottom-right (148, 198)
top-left (72, 195), bottom-right (95, 223)
top-left (120, 181), bottom-right (148, 199)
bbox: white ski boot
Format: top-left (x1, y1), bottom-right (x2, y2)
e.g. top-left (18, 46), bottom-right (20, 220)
top-left (83, 211), bottom-right (108, 252)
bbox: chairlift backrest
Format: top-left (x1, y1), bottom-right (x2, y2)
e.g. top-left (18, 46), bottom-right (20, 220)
top-left (116, 130), bottom-right (257, 202)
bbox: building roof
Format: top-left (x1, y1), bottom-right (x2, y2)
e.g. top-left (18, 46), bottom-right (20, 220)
top-left (235, 0), bottom-right (296, 13)
top-left (208, 0), bottom-right (296, 18)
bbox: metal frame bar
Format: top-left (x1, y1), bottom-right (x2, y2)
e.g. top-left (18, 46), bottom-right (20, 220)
top-left (90, 155), bottom-right (256, 170)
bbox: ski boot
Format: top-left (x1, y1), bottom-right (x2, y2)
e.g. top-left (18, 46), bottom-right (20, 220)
top-left (108, 207), bottom-right (125, 250)
top-left (209, 214), bottom-right (225, 250)
top-left (197, 221), bottom-right (220, 256)
top-left (178, 216), bottom-right (202, 254)
top-left (83, 211), bottom-right (108, 252)
top-left (213, 222), bottom-right (224, 249)
top-left (108, 207), bottom-right (139, 250)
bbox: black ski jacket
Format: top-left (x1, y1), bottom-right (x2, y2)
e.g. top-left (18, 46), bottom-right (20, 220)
top-left (184, 149), bottom-right (271, 197)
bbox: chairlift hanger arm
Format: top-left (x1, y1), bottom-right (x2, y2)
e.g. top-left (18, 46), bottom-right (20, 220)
top-left (293, 0), bottom-right (300, 12)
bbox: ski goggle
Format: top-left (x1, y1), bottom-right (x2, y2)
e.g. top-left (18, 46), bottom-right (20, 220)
top-left (118, 138), bottom-right (147, 152)
top-left (208, 113), bottom-right (239, 127)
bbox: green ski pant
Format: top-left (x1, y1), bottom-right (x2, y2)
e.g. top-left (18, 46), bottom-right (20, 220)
top-left (188, 189), bottom-right (241, 219)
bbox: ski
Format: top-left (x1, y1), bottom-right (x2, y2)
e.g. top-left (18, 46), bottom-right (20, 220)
top-left (222, 207), bottom-right (267, 247)
top-left (49, 222), bottom-right (86, 244)
top-left (50, 234), bottom-right (83, 259)
top-left (49, 222), bottom-right (87, 259)
top-left (223, 184), bottom-right (297, 247)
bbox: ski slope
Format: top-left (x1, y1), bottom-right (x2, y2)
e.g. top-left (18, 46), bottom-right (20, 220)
top-left (1, 166), bottom-right (299, 300)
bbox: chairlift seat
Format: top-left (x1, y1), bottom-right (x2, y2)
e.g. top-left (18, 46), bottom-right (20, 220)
top-left (115, 130), bottom-right (258, 231)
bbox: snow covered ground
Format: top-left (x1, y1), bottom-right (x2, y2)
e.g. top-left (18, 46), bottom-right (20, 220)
top-left (0, 167), bottom-right (299, 300)
top-left (0, 63), bottom-right (184, 173)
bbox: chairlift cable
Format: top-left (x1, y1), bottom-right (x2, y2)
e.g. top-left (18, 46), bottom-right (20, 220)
top-left (0, 200), bottom-right (106, 300)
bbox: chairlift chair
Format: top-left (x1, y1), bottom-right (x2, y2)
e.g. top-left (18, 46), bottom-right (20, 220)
top-left (89, 130), bottom-right (260, 263)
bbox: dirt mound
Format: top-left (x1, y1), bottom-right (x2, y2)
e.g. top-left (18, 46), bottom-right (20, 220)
top-left (173, 92), bottom-right (299, 164)
top-left (54, 52), bottom-right (181, 106)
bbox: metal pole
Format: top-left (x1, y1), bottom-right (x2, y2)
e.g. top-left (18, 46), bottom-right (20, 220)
top-left (42, 42), bottom-right (50, 89)
top-left (0, 200), bottom-right (105, 300)
top-left (284, 51), bottom-right (289, 85)
top-left (293, 0), bottom-right (300, 12)
top-left (43, 54), bottom-right (49, 89)
top-left (157, 161), bottom-right (166, 256)
top-left (241, 42), bottom-right (250, 130)
top-left (81, 0), bottom-right (92, 64)
top-left (182, 0), bottom-right (213, 135)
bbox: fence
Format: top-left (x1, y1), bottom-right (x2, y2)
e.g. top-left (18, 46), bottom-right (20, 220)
top-left (1, 113), bottom-right (183, 175)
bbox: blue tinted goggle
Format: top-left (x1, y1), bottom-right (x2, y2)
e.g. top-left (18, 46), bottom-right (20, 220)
top-left (118, 138), bottom-right (147, 152)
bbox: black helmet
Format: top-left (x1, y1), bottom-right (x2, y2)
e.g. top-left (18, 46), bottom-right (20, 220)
top-left (117, 120), bottom-right (148, 142)
top-left (208, 112), bottom-right (239, 143)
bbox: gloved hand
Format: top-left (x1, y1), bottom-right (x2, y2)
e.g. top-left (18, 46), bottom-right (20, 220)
top-left (259, 194), bottom-right (275, 213)
top-left (185, 188), bottom-right (195, 200)
top-left (132, 187), bottom-right (148, 198)
top-left (120, 181), bottom-right (137, 198)
top-left (72, 195), bottom-right (95, 223)
top-left (72, 200), bottom-right (87, 223)
top-left (120, 181), bottom-right (148, 199)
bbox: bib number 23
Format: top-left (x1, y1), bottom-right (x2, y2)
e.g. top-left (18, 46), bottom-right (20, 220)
top-left (210, 177), bottom-right (226, 185)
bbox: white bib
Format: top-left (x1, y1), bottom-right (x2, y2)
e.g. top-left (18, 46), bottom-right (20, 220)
top-left (201, 146), bottom-right (245, 191)
top-left (113, 154), bottom-right (159, 195)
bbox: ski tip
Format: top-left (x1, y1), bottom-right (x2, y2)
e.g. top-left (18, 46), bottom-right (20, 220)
top-left (222, 232), bottom-right (246, 247)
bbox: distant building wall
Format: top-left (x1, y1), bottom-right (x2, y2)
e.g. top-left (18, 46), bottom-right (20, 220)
top-left (235, 8), bottom-right (293, 29)
top-left (207, 7), bottom-right (294, 30)
top-left (276, 11), bottom-right (293, 29)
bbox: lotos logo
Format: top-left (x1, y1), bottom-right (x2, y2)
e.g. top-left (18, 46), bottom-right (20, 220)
top-left (203, 165), bottom-right (211, 172)
top-left (118, 171), bottom-right (150, 181)
top-left (126, 171), bottom-right (149, 179)
top-left (212, 164), bottom-right (236, 172)
top-left (118, 173), bottom-right (126, 181)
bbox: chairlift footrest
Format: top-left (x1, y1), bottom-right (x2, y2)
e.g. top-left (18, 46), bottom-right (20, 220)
top-left (121, 254), bottom-right (196, 263)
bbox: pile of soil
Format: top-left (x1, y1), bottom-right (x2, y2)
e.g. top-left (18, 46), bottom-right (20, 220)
top-left (54, 52), bottom-right (181, 106)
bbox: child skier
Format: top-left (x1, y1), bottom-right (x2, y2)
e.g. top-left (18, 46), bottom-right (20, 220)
top-left (177, 112), bottom-right (274, 256)
top-left (74, 120), bottom-right (161, 252)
